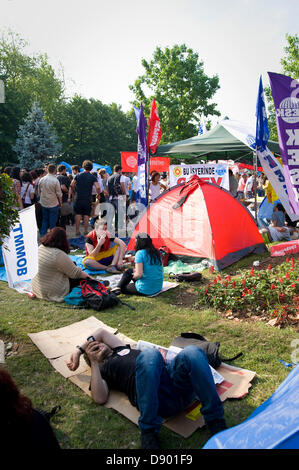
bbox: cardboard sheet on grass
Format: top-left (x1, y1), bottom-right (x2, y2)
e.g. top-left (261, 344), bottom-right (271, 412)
top-left (28, 316), bottom-right (255, 438)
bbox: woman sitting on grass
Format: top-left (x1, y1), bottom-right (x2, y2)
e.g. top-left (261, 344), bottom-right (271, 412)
top-left (83, 219), bottom-right (127, 274)
top-left (112, 232), bottom-right (163, 296)
top-left (32, 227), bottom-right (92, 302)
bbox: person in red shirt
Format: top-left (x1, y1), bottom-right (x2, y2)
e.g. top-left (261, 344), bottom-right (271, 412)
top-left (83, 219), bottom-right (126, 273)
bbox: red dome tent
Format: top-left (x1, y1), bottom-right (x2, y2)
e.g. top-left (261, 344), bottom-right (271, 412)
top-left (127, 175), bottom-right (266, 270)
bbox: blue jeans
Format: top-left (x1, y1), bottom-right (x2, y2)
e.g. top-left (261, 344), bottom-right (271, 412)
top-left (135, 346), bottom-right (224, 433)
top-left (40, 205), bottom-right (59, 237)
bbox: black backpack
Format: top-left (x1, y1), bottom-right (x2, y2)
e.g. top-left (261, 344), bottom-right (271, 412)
top-left (171, 333), bottom-right (243, 369)
top-left (108, 174), bottom-right (122, 197)
top-left (80, 279), bottom-right (120, 311)
top-left (80, 279), bottom-right (135, 311)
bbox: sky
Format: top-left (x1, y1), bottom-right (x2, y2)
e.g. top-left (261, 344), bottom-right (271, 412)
top-left (1, 0), bottom-right (298, 131)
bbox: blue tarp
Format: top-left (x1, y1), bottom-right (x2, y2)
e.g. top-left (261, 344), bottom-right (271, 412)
top-left (203, 364), bottom-right (299, 449)
top-left (59, 161), bottom-right (112, 175)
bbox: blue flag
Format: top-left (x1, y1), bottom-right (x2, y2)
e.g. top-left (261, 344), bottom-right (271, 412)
top-left (256, 76), bottom-right (269, 151)
top-left (198, 114), bottom-right (207, 135)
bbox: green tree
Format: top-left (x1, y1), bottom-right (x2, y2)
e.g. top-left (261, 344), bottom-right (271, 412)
top-left (54, 95), bottom-right (137, 166)
top-left (0, 31), bottom-right (64, 165)
top-left (265, 34), bottom-right (299, 141)
top-left (129, 44), bottom-right (220, 144)
top-left (13, 101), bottom-right (62, 168)
top-left (0, 173), bottom-right (19, 246)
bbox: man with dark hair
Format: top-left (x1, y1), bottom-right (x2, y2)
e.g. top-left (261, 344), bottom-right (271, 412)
top-left (38, 164), bottom-right (62, 237)
top-left (71, 160), bottom-right (101, 236)
top-left (67, 328), bottom-right (227, 450)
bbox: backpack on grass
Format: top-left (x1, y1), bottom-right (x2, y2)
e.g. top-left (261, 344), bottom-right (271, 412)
top-left (171, 333), bottom-right (243, 369)
top-left (80, 279), bottom-right (135, 311)
top-left (80, 279), bottom-right (119, 311)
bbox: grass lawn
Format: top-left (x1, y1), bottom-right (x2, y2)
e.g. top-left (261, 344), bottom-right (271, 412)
top-left (0, 249), bottom-right (298, 450)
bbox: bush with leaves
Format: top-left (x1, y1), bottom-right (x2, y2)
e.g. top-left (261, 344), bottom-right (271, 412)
top-left (0, 173), bottom-right (19, 246)
top-left (197, 260), bottom-right (299, 327)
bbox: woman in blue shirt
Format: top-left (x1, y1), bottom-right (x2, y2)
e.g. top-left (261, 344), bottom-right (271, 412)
top-left (114, 233), bottom-right (163, 296)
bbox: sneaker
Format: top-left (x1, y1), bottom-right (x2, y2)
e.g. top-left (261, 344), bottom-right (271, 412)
top-left (207, 418), bottom-right (227, 437)
top-left (110, 287), bottom-right (121, 296)
top-left (140, 430), bottom-right (160, 450)
top-left (106, 265), bottom-right (122, 274)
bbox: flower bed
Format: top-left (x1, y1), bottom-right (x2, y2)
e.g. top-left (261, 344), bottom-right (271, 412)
top-left (197, 258), bottom-right (299, 328)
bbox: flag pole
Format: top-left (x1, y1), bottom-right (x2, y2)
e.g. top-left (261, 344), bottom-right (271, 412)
top-left (253, 150), bottom-right (258, 224)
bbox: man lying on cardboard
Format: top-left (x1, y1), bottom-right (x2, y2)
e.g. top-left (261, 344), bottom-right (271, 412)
top-left (67, 327), bottom-right (227, 449)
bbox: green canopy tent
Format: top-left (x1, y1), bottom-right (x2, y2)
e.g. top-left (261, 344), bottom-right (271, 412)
top-left (155, 121), bottom-right (280, 162)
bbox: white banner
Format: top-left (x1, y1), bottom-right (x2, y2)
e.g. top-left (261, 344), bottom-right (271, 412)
top-left (2, 205), bottom-right (38, 287)
top-left (169, 163), bottom-right (229, 190)
top-left (222, 120), bottom-right (299, 222)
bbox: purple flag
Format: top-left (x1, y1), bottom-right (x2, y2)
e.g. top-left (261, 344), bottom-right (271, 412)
top-left (268, 72), bottom-right (299, 214)
top-left (135, 104), bottom-right (148, 206)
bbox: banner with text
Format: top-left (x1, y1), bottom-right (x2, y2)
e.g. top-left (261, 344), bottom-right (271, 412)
top-left (222, 119), bottom-right (299, 222)
top-left (268, 72), bottom-right (299, 214)
top-left (169, 163), bottom-right (229, 189)
top-left (2, 205), bottom-right (38, 287)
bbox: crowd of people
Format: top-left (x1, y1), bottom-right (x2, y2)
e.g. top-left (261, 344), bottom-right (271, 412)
top-left (2, 160), bottom-right (298, 450)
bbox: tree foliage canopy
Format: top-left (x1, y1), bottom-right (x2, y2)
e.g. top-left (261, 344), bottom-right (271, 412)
top-left (129, 44), bottom-right (220, 143)
top-left (0, 32), bottom-right (64, 165)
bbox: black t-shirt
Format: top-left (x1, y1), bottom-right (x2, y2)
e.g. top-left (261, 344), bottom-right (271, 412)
top-left (57, 174), bottom-right (70, 203)
top-left (99, 345), bottom-right (141, 407)
top-left (75, 172), bottom-right (97, 202)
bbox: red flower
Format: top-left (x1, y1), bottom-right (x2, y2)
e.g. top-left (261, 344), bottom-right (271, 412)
top-left (267, 264), bottom-right (272, 270)
top-left (232, 281), bottom-right (236, 288)
top-left (286, 272), bottom-right (290, 279)
top-left (217, 275), bottom-right (222, 281)
top-left (209, 266), bottom-right (214, 273)
top-left (242, 279), bottom-right (246, 286)
top-left (242, 292), bottom-right (246, 297)
top-left (270, 284), bottom-right (275, 290)
top-left (248, 289), bottom-right (252, 294)
top-left (250, 268), bottom-right (255, 276)
top-left (291, 283), bottom-right (296, 288)
top-left (243, 287), bottom-right (248, 293)
top-left (204, 287), bottom-right (209, 295)
top-left (213, 278), bottom-right (218, 285)
top-left (279, 276), bottom-right (283, 283)
top-left (253, 285), bottom-right (257, 289)
top-left (286, 258), bottom-right (289, 263)
top-left (226, 275), bottom-right (231, 281)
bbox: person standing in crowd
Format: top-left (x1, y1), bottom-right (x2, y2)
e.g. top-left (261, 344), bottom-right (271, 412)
top-left (98, 169), bottom-right (109, 199)
top-left (20, 171), bottom-right (35, 208)
top-left (56, 164), bottom-right (71, 230)
top-left (38, 163), bottom-right (62, 237)
top-left (149, 172), bottom-right (166, 203)
top-left (71, 165), bottom-right (81, 178)
top-left (160, 172), bottom-right (169, 191)
top-left (71, 160), bottom-right (101, 236)
top-left (10, 166), bottom-right (23, 210)
top-left (131, 173), bottom-right (138, 202)
top-left (236, 173), bottom-right (247, 200)
top-left (244, 172), bottom-right (254, 199)
top-left (107, 164), bottom-right (126, 233)
top-left (228, 169), bottom-right (238, 198)
top-left (122, 172), bottom-right (132, 201)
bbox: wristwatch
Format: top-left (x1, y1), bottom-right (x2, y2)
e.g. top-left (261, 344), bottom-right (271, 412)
top-left (87, 335), bottom-right (96, 342)
top-left (76, 345), bottom-right (85, 355)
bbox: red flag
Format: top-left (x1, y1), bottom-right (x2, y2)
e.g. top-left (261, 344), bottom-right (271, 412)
top-left (147, 98), bottom-right (162, 154)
